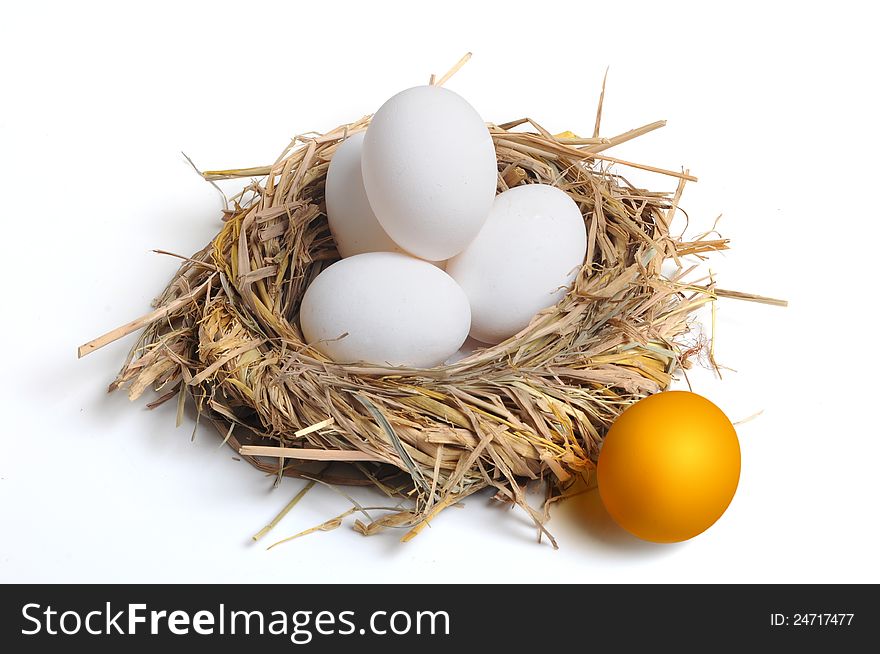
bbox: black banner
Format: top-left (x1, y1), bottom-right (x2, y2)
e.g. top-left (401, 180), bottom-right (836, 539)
top-left (1, 584), bottom-right (875, 651)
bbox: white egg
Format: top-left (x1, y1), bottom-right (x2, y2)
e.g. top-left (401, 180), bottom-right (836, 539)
top-left (362, 85), bottom-right (497, 261)
top-left (299, 252), bottom-right (471, 367)
top-left (446, 184), bottom-right (587, 344)
top-left (324, 131), bottom-right (405, 258)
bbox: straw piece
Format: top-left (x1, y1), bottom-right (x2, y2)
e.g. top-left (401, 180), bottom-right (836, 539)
top-left (187, 339), bottom-right (265, 386)
top-left (588, 151), bottom-right (696, 181)
top-left (434, 52), bottom-right (472, 87)
top-left (252, 480), bottom-right (316, 541)
top-left (201, 166), bottom-right (273, 180)
top-left (78, 274), bottom-right (215, 358)
top-left (585, 120), bottom-right (667, 154)
top-left (713, 288), bottom-right (789, 307)
top-left (239, 446), bottom-right (385, 462)
top-left (593, 67), bottom-right (609, 139)
top-left (295, 417), bottom-right (335, 437)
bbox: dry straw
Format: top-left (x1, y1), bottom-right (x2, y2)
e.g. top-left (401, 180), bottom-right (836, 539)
top-left (80, 55), bottom-right (782, 546)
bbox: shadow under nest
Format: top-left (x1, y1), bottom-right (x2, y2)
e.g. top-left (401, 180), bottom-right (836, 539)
top-left (108, 113), bottom-right (722, 546)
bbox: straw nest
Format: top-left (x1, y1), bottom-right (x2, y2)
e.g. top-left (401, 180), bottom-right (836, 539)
top-left (82, 66), bottom-right (746, 546)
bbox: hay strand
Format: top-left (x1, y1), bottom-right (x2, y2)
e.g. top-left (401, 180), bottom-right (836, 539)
top-left (239, 446), bottom-right (385, 462)
top-left (78, 274), bottom-right (215, 358)
top-left (593, 66), bottom-right (609, 139)
top-left (432, 52), bottom-right (472, 87)
top-left (252, 480), bottom-right (316, 542)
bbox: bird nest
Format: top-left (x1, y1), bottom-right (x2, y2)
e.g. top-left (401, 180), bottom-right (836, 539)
top-left (81, 67), bottom-right (738, 546)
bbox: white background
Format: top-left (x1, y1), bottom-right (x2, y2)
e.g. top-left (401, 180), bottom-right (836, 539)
top-left (2, 0), bottom-right (878, 583)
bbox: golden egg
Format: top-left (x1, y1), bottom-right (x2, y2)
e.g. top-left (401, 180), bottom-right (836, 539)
top-left (597, 391), bottom-right (740, 543)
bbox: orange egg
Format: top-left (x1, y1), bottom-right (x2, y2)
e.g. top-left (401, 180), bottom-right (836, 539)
top-left (597, 391), bottom-right (740, 543)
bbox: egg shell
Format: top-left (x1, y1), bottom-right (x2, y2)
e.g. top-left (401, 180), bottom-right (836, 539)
top-left (362, 85), bottom-right (498, 261)
top-left (324, 131), bottom-right (406, 258)
top-left (299, 252), bottom-right (471, 367)
top-left (597, 391), bottom-right (741, 543)
top-left (446, 184), bottom-right (587, 344)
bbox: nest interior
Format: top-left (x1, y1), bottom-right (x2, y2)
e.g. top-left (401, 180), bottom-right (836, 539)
top-left (101, 102), bottom-right (727, 544)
